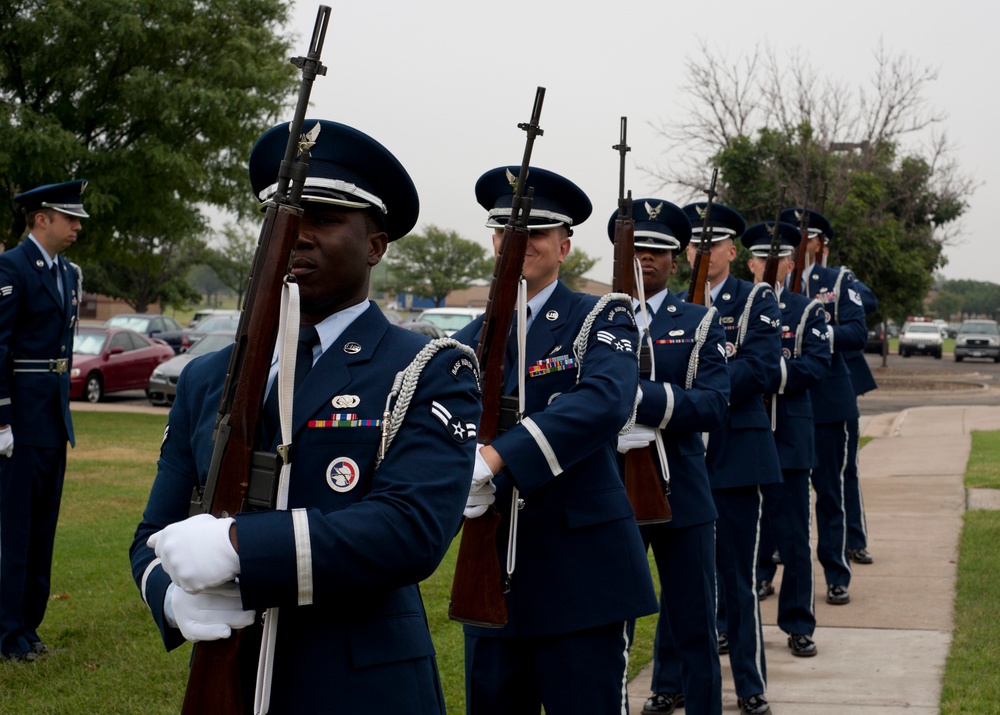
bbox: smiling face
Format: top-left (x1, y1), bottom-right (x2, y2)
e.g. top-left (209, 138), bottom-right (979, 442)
top-left (293, 205), bottom-right (387, 324)
top-left (491, 225), bottom-right (570, 298)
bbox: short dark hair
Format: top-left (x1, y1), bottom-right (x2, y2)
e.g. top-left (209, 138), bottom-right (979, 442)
top-left (25, 208), bottom-right (56, 230)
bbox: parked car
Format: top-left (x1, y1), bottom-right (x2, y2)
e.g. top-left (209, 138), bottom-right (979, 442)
top-left (898, 321), bottom-right (943, 359)
top-left (155, 315), bottom-right (242, 354)
top-left (953, 320), bottom-right (1000, 363)
top-left (401, 320), bottom-right (446, 339)
top-left (188, 308), bottom-right (241, 328)
top-left (70, 327), bottom-right (175, 402)
top-left (416, 307), bottom-right (484, 336)
top-left (864, 327), bottom-right (886, 354)
top-left (147, 330), bottom-right (236, 406)
top-left (103, 313), bottom-right (183, 339)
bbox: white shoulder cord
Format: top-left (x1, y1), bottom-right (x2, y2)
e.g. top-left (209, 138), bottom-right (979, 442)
top-left (376, 338), bottom-right (479, 468)
top-left (795, 299), bottom-right (824, 358)
top-left (735, 282), bottom-right (770, 353)
top-left (832, 267), bottom-right (849, 325)
top-left (505, 279), bottom-right (528, 592)
top-left (685, 306), bottom-right (718, 391)
top-left (255, 278), bottom-right (301, 715)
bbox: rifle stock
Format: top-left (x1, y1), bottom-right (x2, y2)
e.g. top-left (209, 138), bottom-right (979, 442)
top-left (610, 117), bottom-right (671, 525)
top-left (182, 7), bottom-right (330, 713)
top-left (686, 168), bottom-right (719, 306)
top-left (449, 87), bottom-right (546, 627)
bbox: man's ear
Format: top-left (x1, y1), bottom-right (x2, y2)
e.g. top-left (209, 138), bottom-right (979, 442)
top-left (368, 232), bottom-right (389, 266)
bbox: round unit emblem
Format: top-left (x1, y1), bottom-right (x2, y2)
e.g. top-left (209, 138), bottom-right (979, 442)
top-left (725, 342), bottom-right (737, 359)
top-left (326, 457), bottom-right (360, 492)
top-left (343, 342), bottom-right (362, 354)
top-left (545, 310), bottom-right (559, 321)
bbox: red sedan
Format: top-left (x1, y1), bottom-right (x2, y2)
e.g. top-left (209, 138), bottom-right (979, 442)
top-left (70, 327), bottom-right (174, 402)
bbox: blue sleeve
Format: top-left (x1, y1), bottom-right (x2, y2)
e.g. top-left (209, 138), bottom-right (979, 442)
top-left (729, 288), bottom-right (781, 406)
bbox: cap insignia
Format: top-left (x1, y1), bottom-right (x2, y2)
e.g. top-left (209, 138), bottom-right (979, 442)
top-left (297, 122), bottom-right (322, 157)
top-left (645, 201), bottom-right (663, 220)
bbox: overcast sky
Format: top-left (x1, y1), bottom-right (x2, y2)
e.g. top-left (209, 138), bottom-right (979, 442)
top-left (283, 0), bottom-right (997, 285)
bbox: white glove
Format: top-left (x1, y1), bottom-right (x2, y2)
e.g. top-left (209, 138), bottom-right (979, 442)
top-left (617, 425), bottom-right (657, 453)
top-left (464, 478), bottom-right (496, 519)
top-left (147, 514), bottom-right (240, 594)
top-left (169, 581), bottom-right (255, 643)
top-left (471, 444), bottom-right (494, 489)
top-left (0, 426), bottom-right (12, 458)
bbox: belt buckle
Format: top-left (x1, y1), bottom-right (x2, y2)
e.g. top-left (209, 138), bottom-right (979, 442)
top-left (50, 358), bottom-right (68, 374)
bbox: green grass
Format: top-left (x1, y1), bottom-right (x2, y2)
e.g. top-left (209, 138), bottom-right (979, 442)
top-left (7, 414), bottom-right (995, 712)
top-left (887, 337), bottom-right (956, 354)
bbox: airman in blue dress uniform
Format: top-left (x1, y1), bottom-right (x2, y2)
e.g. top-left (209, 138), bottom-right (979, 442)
top-left (0, 180), bottom-right (84, 662)
top-left (676, 202), bottom-right (782, 715)
top-left (453, 167), bottom-right (657, 715)
top-left (130, 121), bottom-right (482, 713)
top-left (744, 221), bottom-right (831, 658)
top-left (844, 280), bottom-right (878, 565)
top-left (780, 207), bottom-right (868, 606)
top-left (609, 199), bottom-right (730, 715)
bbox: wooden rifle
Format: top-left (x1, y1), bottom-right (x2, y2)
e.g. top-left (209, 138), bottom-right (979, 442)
top-left (449, 87), bottom-right (546, 627)
top-left (610, 117), bottom-right (671, 525)
top-left (761, 186), bottom-right (788, 290)
top-left (685, 168), bottom-right (719, 305)
top-left (816, 182), bottom-right (829, 267)
top-left (787, 194), bottom-right (810, 295)
top-left (182, 7), bottom-right (330, 713)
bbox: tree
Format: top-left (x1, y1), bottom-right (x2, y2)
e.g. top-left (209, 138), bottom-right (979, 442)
top-left (204, 223), bottom-right (256, 308)
top-left (383, 225), bottom-right (492, 306)
top-left (559, 249), bottom-right (598, 291)
top-left (0, 0), bottom-right (297, 307)
top-left (647, 42), bottom-right (973, 325)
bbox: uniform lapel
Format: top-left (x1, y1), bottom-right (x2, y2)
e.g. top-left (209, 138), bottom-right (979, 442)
top-left (24, 240), bottom-right (63, 311)
top-left (291, 304), bottom-right (388, 439)
top-left (506, 282), bottom-right (572, 393)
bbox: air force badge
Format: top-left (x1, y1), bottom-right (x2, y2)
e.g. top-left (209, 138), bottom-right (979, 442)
top-left (430, 400), bottom-right (477, 443)
top-left (326, 457), bottom-right (360, 492)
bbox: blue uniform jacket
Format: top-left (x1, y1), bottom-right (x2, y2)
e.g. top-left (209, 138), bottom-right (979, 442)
top-left (452, 281), bottom-right (657, 638)
top-left (685, 276), bottom-right (782, 489)
top-left (803, 265), bottom-right (868, 423)
top-left (130, 304), bottom-right (481, 712)
top-left (767, 291), bottom-right (831, 470)
top-left (633, 292), bottom-right (729, 529)
top-left (845, 279), bottom-right (878, 396)
top-left (0, 238), bottom-right (78, 447)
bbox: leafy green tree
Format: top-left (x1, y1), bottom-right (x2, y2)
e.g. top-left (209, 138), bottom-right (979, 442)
top-left (203, 223), bottom-right (256, 308)
top-left (0, 0), bottom-right (297, 307)
top-left (559, 249), bottom-right (598, 291)
top-left (648, 42), bottom-right (972, 325)
top-left (383, 225), bottom-right (492, 307)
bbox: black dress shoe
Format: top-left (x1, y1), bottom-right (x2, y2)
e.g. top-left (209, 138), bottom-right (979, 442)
top-left (848, 547), bottom-right (873, 564)
top-left (717, 631), bottom-right (729, 654)
top-left (2, 650), bottom-right (37, 663)
top-left (787, 633), bottom-right (818, 657)
top-left (757, 580), bottom-right (774, 600)
top-left (827, 584), bottom-right (850, 604)
top-left (737, 694), bottom-right (771, 714)
top-left (29, 642), bottom-right (50, 656)
top-left (642, 692), bottom-right (684, 714)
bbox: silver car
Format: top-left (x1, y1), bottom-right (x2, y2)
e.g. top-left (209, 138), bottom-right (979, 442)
top-left (954, 320), bottom-right (1000, 363)
top-left (147, 331), bottom-right (235, 406)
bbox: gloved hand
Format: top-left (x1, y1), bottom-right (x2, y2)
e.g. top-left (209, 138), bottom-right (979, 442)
top-left (464, 477), bottom-right (496, 519)
top-left (169, 581), bottom-right (255, 643)
top-left (147, 513), bottom-right (240, 594)
top-left (471, 444), bottom-right (494, 489)
top-left (0, 426), bottom-right (12, 458)
top-left (616, 425), bottom-right (657, 453)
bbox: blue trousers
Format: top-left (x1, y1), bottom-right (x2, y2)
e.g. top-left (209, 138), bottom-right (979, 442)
top-left (0, 444), bottom-right (66, 658)
top-left (465, 621), bottom-right (631, 715)
top-left (642, 520), bottom-right (722, 715)
top-left (844, 417), bottom-right (868, 550)
top-left (812, 422), bottom-right (852, 587)
top-left (761, 470), bottom-right (816, 636)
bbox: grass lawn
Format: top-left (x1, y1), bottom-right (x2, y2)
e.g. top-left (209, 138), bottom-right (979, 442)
top-left (2, 413), bottom-right (993, 712)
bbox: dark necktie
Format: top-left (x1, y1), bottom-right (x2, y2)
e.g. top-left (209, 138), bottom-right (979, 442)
top-left (262, 325), bottom-right (319, 447)
top-left (51, 262), bottom-right (63, 302)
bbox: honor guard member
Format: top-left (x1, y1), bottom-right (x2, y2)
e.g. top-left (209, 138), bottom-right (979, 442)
top-left (610, 200), bottom-right (730, 715)
top-left (673, 201), bottom-right (782, 715)
top-left (843, 280), bottom-right (878, 565)
top-left (130, 121), bottom-right (482, 713)
top-left (453, 167), bottom-right (657, 715)
top-left (780, 207), bottom-right (868, 606)
top-left (0, 180), bottom-right (85, 662)
top-left (744, 222), bottom-right (830, 658)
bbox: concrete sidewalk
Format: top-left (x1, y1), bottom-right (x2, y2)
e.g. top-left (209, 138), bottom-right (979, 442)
top-left (628, 405), bottom-right (1000, 714)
